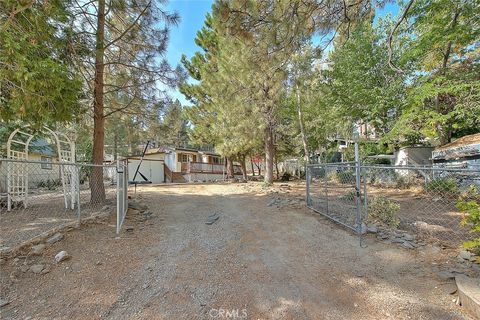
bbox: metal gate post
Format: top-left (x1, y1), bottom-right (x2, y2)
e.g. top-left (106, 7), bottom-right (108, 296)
top-left (116, 160), bottom-right (121, 235)
top-left (354, 137), bottom-right (362, 234)
top-left (306, 166), bottom-right (310, 206)
top-left (76, 165), bottom-right (81, 224)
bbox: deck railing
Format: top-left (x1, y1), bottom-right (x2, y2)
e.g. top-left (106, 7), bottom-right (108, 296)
top-left (184, 162), bottom-right (242, 175)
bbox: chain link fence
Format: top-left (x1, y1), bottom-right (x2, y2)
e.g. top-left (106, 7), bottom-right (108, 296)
top-left (307, 163), bottom-right (480, 247)
top-left (0, 158), bottom-right (128, 251)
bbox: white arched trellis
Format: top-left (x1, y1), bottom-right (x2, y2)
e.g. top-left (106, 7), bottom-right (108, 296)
top-left (6, 126), bottom-right (77, 211)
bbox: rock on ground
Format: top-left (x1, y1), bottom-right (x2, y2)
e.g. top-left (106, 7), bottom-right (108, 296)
top-left (29, 264), bottom-right (44, 274)
top-left (55, 251), bottom-right (70, 263)
top-left (46, 233), bottom-right (64, 244)
top-left (31, 244), bottom-right (46, 255)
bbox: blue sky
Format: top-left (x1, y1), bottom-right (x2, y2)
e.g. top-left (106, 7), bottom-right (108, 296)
top-left (165, 0), bottom-right (214, 104)
top-left (164, 0), bottom-right (399, 105)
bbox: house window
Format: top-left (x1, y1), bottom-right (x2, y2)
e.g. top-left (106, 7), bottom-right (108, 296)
top-left (212, 157), bottom-right (221, 164)
top-left (181, 154), bottom-right (189, 163)
top-left (41, 156), bottom-right (52, 170)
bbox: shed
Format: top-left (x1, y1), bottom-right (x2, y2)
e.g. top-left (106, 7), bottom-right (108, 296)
top-left (432, 133), bottom-right (480, 170)
top-left (394, 146), bottom-right (434, 167)
top-left (127, 150), bottom-right (165, 184)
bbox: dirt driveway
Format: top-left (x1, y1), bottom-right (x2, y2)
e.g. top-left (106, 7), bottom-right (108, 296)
top-left (0, 183), bottom-right (471, 319)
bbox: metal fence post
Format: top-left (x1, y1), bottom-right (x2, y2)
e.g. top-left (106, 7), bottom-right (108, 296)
top-left (306, 165), bottom-right (310, 206)
top-left (76, 165), bottom-right (81, 224)
top-left (116, 159), bottom-right (121, 235)
top-left (324, 165), bottom-right (329, 215)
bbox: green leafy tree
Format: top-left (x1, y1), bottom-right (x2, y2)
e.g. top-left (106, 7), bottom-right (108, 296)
top-left (392, 0), bottom-right (480, 145)
top-left (0, 0), bottom-right (82, 126)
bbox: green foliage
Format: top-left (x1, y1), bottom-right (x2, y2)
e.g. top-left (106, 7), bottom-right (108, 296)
top-left (341, 190), bottom-right (357, 202)
top-left (36, 178), bottom-right (62, 190)
top-left (425, 178), bottom-right (458, 194)
top-left (457, 200), bottom-right (480, 254)
top-left (368, 196), bottom-right (401, 228)
top-left (0, 0), bottom-right (83, 126)
top-left (390, 0), bottom-right (480, 145)
top-left (335, 170), bottom-right (355, 184)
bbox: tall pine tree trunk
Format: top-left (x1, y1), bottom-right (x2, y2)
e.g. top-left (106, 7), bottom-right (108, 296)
top-left (296, 85), bottom-right (309, 164)
top-left (239, 154), bottom-right (247, 181)
top-left (264, 125), bottom-right (274, 184)
top-left (250, 156), bottom-right (255, 176)
top-left (226, 157), bottom-right (234, 179)
top-left (90, 0), bottom-right (106, 203)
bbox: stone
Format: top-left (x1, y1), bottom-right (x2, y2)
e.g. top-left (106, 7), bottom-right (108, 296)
top-left (102, 205), bottom-right (111, 212)
top-left (41, 267), bottom-right (50, 274)
top-left (128, 201), bottom-right (148, 212)
top-left (0, 258), bottom-right (6, 265)
top-left (267, 199), bottom-right (277, 207)
top-left (456, 275), bottom-right (480, 319)
top-left (126, 226), bottom-right (134, 232)
top-left (31, 244), bottom-right (46, 255)
top-left (46, 233), bottom-right (64, 244)
top-left (206, 213), bottom-right (220, 225)
top-left (391, 238), bottom-right (404, 244)
top-left (0, 299), bottom-right (10, 308)
top-left (460, 250), bottom-right (472, 261)
top-left (437, 271), bottom-right (456, 280)
top-left (403, 233), bottom-right (414, 241)
top-left (20, 265), bottom-right (29, 273)
top-left (30, 264), bottom-right (45, 274)
top-left (367, 226), bottom-right (378, 234)
top-left (402, 241), bottom-right (415, 249)
top-left (55, 251), bottom-right (70, 263)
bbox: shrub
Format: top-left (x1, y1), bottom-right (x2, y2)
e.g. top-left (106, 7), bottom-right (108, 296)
top-left (341, 190), bottom-right (356, 201)
top-left (425, 177), bottom-right (458, 194)
top-left (457, 185), bottom-right (480, 256)
top-left (368, 196), bottom-right (400, 228)
top-left (394, 174), bottom-right (411, 189)
top-left (336, 169), bottom-right (354, 184)
top-left (37, 178), bottom-right (61, 190)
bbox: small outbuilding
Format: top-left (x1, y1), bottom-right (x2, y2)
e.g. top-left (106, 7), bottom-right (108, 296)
top-left (394, 146), bottom-right (434, 167)
top-left (432, 133), bottom-right (480, 170)
top-left (127, 148), bottom-right (165, 184)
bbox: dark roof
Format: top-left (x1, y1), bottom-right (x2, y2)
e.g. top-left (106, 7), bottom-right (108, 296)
top-left (432, 133), bottom-right (480, 160)
top-left (435, 133), bottom-right (480, 151)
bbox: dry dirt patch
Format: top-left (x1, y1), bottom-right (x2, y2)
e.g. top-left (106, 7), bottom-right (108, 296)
top-left (0, 182), bottom-right (473, 319)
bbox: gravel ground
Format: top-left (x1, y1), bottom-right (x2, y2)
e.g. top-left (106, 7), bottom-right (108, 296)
top-left (0, 182), bottom-right (472, 319)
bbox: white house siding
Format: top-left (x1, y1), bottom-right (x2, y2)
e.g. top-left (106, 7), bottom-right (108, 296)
top-left (164, 152), bottom-right (176, 172)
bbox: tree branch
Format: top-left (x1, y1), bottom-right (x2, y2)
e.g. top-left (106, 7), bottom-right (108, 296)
top-left (104, 0), bottom-right (152, 50)
top-left (387, 0), bottom-right (415, 74)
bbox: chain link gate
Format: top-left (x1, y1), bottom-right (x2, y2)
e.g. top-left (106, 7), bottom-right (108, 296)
top-left (306, 161), bottom-right (366, 234)
top-left (116, 159), bottom-right (128, 235)
top-left (306, 160), bottom-right (480, 247)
